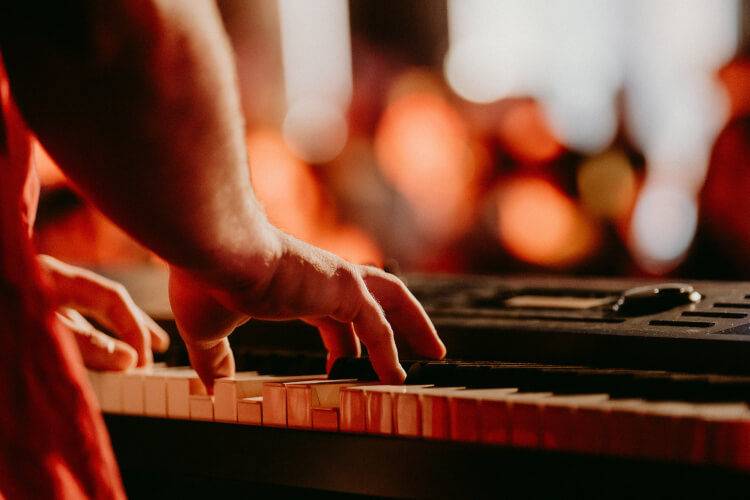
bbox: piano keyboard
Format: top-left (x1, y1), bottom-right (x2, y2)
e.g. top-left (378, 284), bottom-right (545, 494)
top-left (90, 359), bottom-right (750, 474)
top-left (95, 271), bottom-right (750, 497)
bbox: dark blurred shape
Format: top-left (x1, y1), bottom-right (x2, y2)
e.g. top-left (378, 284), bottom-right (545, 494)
top-left (349, 0), bottom-right (447, 66)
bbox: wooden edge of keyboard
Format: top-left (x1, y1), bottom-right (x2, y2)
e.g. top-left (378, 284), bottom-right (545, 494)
top-left (106, 414), bottom-right (750, 499)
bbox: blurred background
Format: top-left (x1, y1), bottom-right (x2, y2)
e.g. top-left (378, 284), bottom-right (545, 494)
top-left (32, 0), bottom-right (750, 280)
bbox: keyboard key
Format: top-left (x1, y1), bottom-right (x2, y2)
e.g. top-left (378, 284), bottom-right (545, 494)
top-left (86, 370), bottom-right (102, 407)
top-left (237, 396), bottom-right (263, 425)
top-left (420, 387), bottom-right (467, 440)
top-left (189, 395), bottom-right (214, 421)
top-left (286, 379), bottom-right (358, 429)
top-left (362, 385), bottom-right (433, 435)
top-left (166, 370), bottom-right (206, 420)
top-left (261, 375), bottom-right (326, 427)
top-left (213, 372), bottom-right (274, 423)
top-left (449, 388), bottom-right (520, 443)
top-left (538, 394), bottom-right (609, 450)
top-left (312, 407), bottom-right (340, 431)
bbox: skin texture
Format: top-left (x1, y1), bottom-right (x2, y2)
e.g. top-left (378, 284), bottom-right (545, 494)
top-left (0, 0), bottom-right (445, 388)
top-left (37, 255), bottom-right (170, 370)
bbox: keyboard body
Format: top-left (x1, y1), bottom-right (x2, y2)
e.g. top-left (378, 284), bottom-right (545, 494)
top-left (99, 271), bottom-right (750, 497)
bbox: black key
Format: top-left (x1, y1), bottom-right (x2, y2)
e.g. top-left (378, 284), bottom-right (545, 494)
top-left (706, 376), bottom-right (750, 403)
top-left (452, 364), bottom-right (494, 388)
top-left (416, 362), bottom-right (460, 387)
top-left (485, 364), bottom-right (548, 391)
top-left (328, 357), bottom-right (378, 381)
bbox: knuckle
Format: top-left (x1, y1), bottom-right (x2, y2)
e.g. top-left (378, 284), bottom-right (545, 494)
top-left (333, 296), bottom-right (361, 324)
top-left (36, 254), bottom-right (55, 268)
top-left (331, 268), bottom-right (366, 322)
top-left (363, 332), bottom-right (388, 352)
top-left (107, 282), bottom-right (130, 301)
top-left (334, 264), bottom-right (358, 285)
top-left (104, 284), bottom-right (136, 315)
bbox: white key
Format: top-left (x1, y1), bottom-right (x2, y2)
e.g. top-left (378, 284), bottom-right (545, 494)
top-left (99, 371), bottom-right (124, 414)
top-left (190, 395), bottom-right (214, 421)
top-left (362, 385), bottom-right (433, 435)
top-left (143, 366), bottom-right (198, 417)
top-left (286, 379), bottom-right (359, 429)
top-left (122, 370), bottom-right (148, 415)
top-left (237, 396), bottom-right (264, 425)
top-left (214, 373), bottom-right (291, 423)
top-left (119, 364), bottom-right (172, 416)
top-left (86, 370), bottom-right (102, 407)
top-left (143, 374), bottom-right (168, 417)
top-left (261, 375), bottom-right (327, 427)
top-left (166, 371), bottom-right (207, 420)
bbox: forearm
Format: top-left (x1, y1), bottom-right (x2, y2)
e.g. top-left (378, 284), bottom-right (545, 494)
top-left (0, 1), bottom-right (446, 385)
top-left (0, 0), bottom-right (277, 282)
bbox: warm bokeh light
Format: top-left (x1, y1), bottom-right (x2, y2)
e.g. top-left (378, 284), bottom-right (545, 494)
top-left (444, 0), bottom-right (539, 104)
top-left (282, 99), bottom-right (349, 164)
top-left (719, 60), bottom-right (750, 119)
top-left (625, 0), bottom-right (737, 191)
top-left (386, 68), bottom-right (446, 105)
top-left (246, 128), bottom-right (323, 241)
top-left (30, 1), bottom-right (750, 280)
top-left (497, 100), bottom-right (563, 164)
top-left (312, 224), bottom-right (383, 267)
top-left (33, 203), bottom-right (157, 265)
top-left (541, 87), bottom-right (618, 155)
top-left (538, 0), bottom-right (623, 154)
top-left (496, 177), bottom-right (597, 267)
top-left (577, 150), bottom-right (637, 220)
top-left (374, 92), bottom-right (478, 241)
top-left (247, 128), bottom-right (383, 266)
top-left (279, 0), bottom-right (352, 163)
top-left (629, 183), bottom-right (698, 275)
top-left (700, 113), bottom-right (750, 271)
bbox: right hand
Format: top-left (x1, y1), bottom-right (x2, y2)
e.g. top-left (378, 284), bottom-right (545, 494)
top-left (168, 228), bottom-right (446, 390)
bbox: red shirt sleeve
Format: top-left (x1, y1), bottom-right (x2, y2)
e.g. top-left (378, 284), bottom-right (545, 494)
top-left (0, 56), bottom-right (126, 500)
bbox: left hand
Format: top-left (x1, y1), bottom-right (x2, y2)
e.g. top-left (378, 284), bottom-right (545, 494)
top-left (37, 254), bottom-right (170, 370)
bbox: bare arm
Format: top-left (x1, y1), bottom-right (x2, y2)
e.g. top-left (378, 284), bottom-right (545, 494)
top-left (0, 0), bottom-right (445, 387)
top-left (0, 0), bottom-right (274, 277)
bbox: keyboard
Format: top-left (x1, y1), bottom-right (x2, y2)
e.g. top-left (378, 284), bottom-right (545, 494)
top-left (95, 271), bottom-right (750, 497)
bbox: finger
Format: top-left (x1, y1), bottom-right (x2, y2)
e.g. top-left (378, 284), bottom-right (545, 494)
top-left (350, 297), bottom-right (405, 384)
top-left (183, 338), bottom-right (235, 394)
top-left (138, 309), bottom-right (171, 353)
top-left (39, 256), bottom-right (154, 365)
top-left (304, 317), bottom-right (361, 373)
top-left (331, 276), bottom-right (405, 384)
top-left (280, 258), bottom-right (404, 383)
top-left (57, 310), bottom-right (137, 371)
top-left (94, 293), bottom-right (153, 366)
top-left (362, 269), bottom-right (446, 360)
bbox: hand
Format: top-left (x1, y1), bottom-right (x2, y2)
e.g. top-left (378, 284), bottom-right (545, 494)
top-left (168, 228), bottom-right (446, 390)
top-left (37, 255), bottom-right (170, 370)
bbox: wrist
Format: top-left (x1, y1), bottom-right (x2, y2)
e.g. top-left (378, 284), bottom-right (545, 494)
top-left (168, 214), bottom-right (284, 291)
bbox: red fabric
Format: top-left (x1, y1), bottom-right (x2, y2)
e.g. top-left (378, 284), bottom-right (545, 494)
top-left (0, 59), bottom-right (126, 499)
